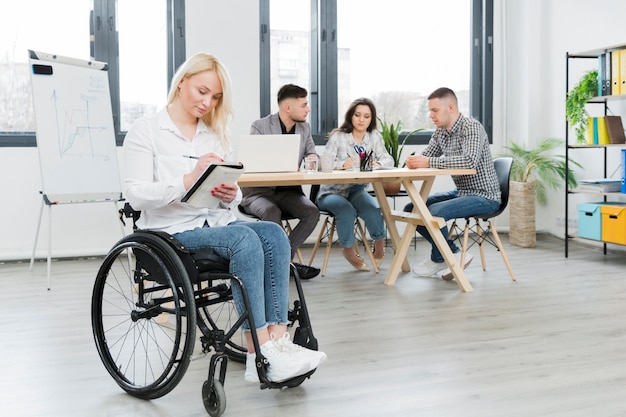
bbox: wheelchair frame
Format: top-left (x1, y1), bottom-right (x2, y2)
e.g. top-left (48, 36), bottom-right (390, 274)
top-left (90, 204), bottom-right (320, 416)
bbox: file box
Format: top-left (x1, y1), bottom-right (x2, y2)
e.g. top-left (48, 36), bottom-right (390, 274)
top-left (577, 202), bottom-right (604, 240)
top-left (600, 204), bottom-right (626, 244)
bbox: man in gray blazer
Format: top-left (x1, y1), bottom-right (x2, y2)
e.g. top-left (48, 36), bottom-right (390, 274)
top-left (241, 84), bottom-right (321, 279)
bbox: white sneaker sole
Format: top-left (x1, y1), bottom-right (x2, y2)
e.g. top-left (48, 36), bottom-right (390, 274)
top-left (441, 253), bottom-right (473, 281)
top-left (412, 263), bottom-right (447, 278)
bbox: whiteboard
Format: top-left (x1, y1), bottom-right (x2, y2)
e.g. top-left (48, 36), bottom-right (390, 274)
top-left (28, 50), bottom-right (122, 204)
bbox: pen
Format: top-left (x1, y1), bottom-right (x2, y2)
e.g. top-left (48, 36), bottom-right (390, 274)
top-left (182, 155), bottom-right (199, 159)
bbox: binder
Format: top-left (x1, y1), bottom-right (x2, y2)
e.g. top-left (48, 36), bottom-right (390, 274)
top-left (622, 149), bottom-right (626, 193)
top-left (597, 116), bottom-right (610, 144)
top-left (605, 51), bottom-right (612, 96)
top-left (612, 50), bottom-right (621, 95)
top-left (598, 54), bottom-right (605, 96)
top-left (605, 115), bottom-right (626, 144)
top-left (593, 117), bottom-right (599, 144)
top-left (621, 49), bottom-right (626, 95)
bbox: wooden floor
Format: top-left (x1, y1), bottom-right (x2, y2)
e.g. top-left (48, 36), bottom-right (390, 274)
top-left (2, 234), bottom-right (626, 417)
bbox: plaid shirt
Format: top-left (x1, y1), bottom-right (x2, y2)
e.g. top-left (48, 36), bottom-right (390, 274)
top-left (424, 114), bottom-right (501, 203)
top-left (318, 130), bottom-right (394, 199)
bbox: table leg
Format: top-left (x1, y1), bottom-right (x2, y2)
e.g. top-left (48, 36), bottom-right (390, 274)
top-left (372, 182), bottom-right (410, 283)
top-left (403, 180), bottom-right (474, 292)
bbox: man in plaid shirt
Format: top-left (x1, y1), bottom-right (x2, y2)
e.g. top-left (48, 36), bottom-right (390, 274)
top-left (404, 87), bottom-right (501, 279)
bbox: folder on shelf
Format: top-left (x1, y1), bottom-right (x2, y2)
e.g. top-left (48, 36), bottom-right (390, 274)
top-left (599, 53), bottom-right (612, 96)
top-left (605, 115), bottom-right (626, 144)
top-left (587, 117), bottom-right (598, 145)
top-left (597, 116), bottom-right (610, 144)
top-left (578, 179), bottom-right (622, 193)
top-left (587, 116), bottom-right (613, 145)
top-left (598, 54), bottom-right (606, 96)
top-left (605, 52), bottom-right (612, 96)
top-left (621, 49), bottom-right (626, 95)
top-left (612, 49), bottom-right (621, 95)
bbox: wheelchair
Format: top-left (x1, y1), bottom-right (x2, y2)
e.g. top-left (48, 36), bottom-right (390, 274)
top-left (91, 204), bottom-right (320, 417)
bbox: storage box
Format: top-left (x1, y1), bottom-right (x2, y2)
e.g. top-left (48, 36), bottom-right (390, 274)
top-left (600, 204), bottom-right (626, 244)
top-left (577, 202), bottom-right (604, 240)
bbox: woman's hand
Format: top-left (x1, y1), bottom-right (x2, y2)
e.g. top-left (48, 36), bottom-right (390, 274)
top-left (211, 182), bottom-right (238, 204)
top-left (184, 152), bottom-right (225, 190)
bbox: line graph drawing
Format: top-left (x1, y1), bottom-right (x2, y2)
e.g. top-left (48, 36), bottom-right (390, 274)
top-left (50, 89), bottom-right (112, 160)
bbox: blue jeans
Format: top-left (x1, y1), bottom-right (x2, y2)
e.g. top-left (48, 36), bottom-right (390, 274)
top-left (404, 190), bottom-right (500, 263)
top-left (173, 220), bottom-right (290, 331)
top-left (317, 185), bottom-right (386, 248)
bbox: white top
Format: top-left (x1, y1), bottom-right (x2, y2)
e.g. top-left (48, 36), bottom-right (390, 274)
top-left (123, 108), bottom-right (242, 234)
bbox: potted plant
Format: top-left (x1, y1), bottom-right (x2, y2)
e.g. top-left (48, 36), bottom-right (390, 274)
top-left (378, 116), bottom-right (421, 195)
top-left (501, 138), bottom-right (582, 247)
top-left (566, 69), bottom-right (598, 144)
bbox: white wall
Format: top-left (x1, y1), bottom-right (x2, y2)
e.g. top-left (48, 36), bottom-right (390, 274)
top-left (502, 0), bottom-right (626, 238)
top-left (3, 0), bottom-right (626, 261)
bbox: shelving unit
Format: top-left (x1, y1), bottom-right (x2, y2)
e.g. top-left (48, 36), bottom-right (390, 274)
top-left (565, 44), bottom-right (626, 257)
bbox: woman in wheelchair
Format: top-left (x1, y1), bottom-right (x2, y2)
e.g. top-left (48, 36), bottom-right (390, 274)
top-left (122, 52), bottom-right (326, 383)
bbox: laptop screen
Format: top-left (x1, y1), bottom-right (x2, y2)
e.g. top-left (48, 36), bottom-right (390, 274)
top-left (237, 134), bottom-right (301, 173)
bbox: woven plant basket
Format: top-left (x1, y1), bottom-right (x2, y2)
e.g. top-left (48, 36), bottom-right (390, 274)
top-left (509, 180), bottom-right (536, 248)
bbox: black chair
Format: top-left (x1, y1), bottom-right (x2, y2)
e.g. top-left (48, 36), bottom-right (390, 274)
top-left (308, 185), bottom-right (380, 276)
top-left (447, 157), bottom-right (516, 281)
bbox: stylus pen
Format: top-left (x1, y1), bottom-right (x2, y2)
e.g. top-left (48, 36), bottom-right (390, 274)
top-left (182, 155), bottom-right (199, 159)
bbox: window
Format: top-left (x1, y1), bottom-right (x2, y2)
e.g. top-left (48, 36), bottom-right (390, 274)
top-left (0, 0), bottom-right (185, 147)
top-left (267, 0), bottom-right (311, 114)
top-left (260, 0), bottom-right (493, 144)
top-left (0, 0), bottom-right (91, 142)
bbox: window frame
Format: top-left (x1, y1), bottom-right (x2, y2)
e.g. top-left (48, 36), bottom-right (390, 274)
top-left (0, 0), bottom-right (185, 148)
top-left (259, 0), bottom-right (494, 145)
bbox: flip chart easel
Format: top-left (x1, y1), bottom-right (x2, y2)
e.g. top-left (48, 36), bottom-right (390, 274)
top-left (29, 193), bottom-right (125, 290)
top-left (27, 50), bottom-right (124, 289)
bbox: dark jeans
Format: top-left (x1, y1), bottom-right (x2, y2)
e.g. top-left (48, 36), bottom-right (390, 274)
top-left (404, 190), bottom-right (500, 262)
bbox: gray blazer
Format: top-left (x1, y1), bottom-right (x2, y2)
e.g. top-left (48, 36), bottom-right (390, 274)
top-left (241, 113), bottom-right (318, 204)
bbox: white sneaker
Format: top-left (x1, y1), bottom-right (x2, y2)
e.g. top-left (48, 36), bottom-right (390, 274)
top-left (245, 352), bottom-right (259, 382)
top-left (273, 332), bottom-right (327, 369)
top-left (412, 258), bottom-right (447, 277)
top-left (440, 252), bottom-right (474, 281)
top-left (258, 339), bottom-right (311, 383)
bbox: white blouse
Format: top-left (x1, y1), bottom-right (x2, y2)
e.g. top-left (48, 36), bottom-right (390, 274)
top-left (123, 108), bottom-right (241, 234)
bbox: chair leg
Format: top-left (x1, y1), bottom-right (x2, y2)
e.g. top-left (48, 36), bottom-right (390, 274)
top-left (321, 218), bottom-right (336, 277)
top-left (356, 219), bottom-right (379, 273)
top-left (475, 219), bottom-right (487, 271)
top-left (308, 219), bottom-right (325, 266)
top-left (448, 219), bottom-right (458, 240)
top-left (283, 220), bottom-right (304, 264)
top-left (489, 223), bottom-right (516, 281)
top-left (460, 220), bottom-right (470, 267)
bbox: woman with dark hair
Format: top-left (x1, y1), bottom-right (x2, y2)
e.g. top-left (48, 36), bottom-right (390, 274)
top-left (316, 98), bottom-right (393, 271)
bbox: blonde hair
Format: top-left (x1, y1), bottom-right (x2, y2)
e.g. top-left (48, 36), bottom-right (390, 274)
top-left (167, 52), bottom-right (234, 149)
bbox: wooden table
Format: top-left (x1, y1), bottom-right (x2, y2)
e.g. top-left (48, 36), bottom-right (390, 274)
top-left (238, 168), bottom-right (476, 292)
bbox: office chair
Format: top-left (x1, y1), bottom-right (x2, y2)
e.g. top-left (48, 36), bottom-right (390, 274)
top-left (447, 157), bottom-right (516, 281)
top-left (307, 185), bottom-right (380, 276)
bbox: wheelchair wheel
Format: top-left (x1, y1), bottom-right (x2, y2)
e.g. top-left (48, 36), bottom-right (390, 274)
top-left (91, 233), bottom-right (197, 399)
top-left (202, 377), bottom-right (226, 417)
top-left (195, 278), bottom-right (247, 364)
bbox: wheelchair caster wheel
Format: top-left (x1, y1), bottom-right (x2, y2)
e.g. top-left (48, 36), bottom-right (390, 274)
top-left (202, 377), bottom-right (226, 417)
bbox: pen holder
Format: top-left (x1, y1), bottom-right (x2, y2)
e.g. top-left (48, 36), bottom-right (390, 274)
top-left (360, 151), bottom-right (373, 171)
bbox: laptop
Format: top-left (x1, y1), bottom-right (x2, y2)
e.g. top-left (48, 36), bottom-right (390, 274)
top-left (237, 134), bottom-right (301, 173)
